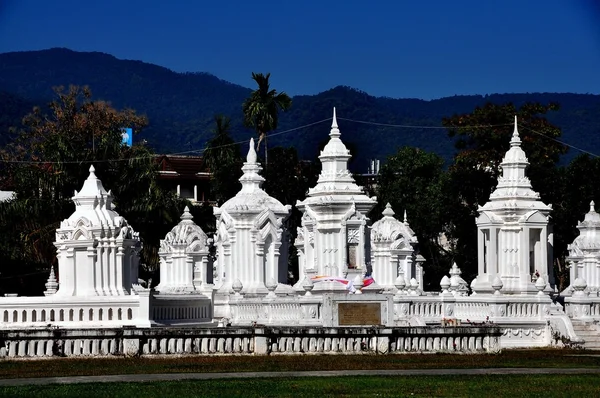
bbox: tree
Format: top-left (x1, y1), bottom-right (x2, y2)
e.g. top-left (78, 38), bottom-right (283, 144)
top-left (242, 72), bottom-right (292, 167)
top-left (443, 102), bottom-right (566, 194)
top-left (262, 146), bottom-right (320, 283)
top-left (203, 114), bottom-right (243, 204)
top-left (547, 154), bottom-right (600, 290)
top-left (376, 146), bottom-right (452, 289)
top-left (0, 85), bottom-right (184, 294)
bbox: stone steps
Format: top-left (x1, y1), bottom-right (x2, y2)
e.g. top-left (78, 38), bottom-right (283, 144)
top-left (571, 321), bottom-right (600, 349)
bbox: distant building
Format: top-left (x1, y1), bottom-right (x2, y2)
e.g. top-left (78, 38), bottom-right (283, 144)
top-left (155, 155), bottom-right (213, 204)
top-left (354, 158), bottom-right (380, 195)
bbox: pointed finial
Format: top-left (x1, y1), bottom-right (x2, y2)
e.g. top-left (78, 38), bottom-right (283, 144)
top-left (332, 107), bottom-right (338, 129)
top-left (44, 266), bottom-right (58, 296)
top-left (382, 202), bottom-right (395, 217)
top-left (180, 205), bottom-right (193, 221)
top-left (510, 115), bottom-right (521, 146)
top-left (591, 200), bottom-right (596, 213)
top-left (330, 107), bottom-right (340, 138)
top-left (88, 165), bottom-right (97, 178)
top-left (403, 209), bottom-right (408, 224)
top-left (247, 138), bottom-right (257, 163)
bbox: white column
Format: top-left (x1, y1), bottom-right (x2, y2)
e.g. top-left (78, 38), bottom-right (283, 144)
top-left (194, 185), bottom-right (198, 201)
top-left (540, 227), bottom-right (548, 279)
top-left (477, 229), bottom-right (485, 275)
top-left (115, 245), bottom-right (125, 295)
top-left (490, 228), bottom-right (498, 274)
top-left (95, 241), bottom-right (103, 295)
top-left (102, 239), bottom-right (110, 295)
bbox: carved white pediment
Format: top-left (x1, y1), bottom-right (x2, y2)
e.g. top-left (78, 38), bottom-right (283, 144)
top-left (160, 207), bottom-right (209, 254)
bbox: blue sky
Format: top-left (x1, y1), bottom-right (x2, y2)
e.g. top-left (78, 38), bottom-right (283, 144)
top-left (0, 0), bottom-right (599, 99)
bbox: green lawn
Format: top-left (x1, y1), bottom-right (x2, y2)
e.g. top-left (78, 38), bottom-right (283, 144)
top-left (1, 374), bottom-right (600, 398)
top-left (1, 349), bottom-right (599, 379)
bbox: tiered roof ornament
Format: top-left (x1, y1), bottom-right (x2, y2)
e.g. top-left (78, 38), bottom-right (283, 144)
top-left (217, 138), bottom-right (288, 213)
top-left (306, 108), bottom-right (373, 199)
top-left (480, 116), bottom-right (551, 214)
top-left (371, 203), bottom-right (417, 246)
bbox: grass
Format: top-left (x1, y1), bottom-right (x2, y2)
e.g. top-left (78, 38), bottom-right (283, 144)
top-left (0, 348), bottom-right (599, 379)
top-left (2, 374), bottom-right (600, 398)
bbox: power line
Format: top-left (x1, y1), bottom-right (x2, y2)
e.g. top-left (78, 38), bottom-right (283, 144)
top-left (520, 126), bottom-right (600, 159)
top-left (0, 118), bottom-right (334, 165)
top-left (338, 117), bottom-right (513, 130)
top-left (0, 116), bottom-right (598, 164)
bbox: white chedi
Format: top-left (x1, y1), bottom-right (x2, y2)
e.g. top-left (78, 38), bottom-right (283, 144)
top-left (213, 138), bottom-right (291, 296)
top-left (448, 263), bottom-right (469, 296)
top-left (156, 206), bottom-right (211, 294)
top-left (370, 203), bottom-right (420, 290)
top-left (295, 108), bottom-right (377, 286)
top-left (473, 117), bottom-right (553, 295)
top-left (54, 165), bottom-right (141, 297)
top-left (564, 201), bottom-right (600, 296)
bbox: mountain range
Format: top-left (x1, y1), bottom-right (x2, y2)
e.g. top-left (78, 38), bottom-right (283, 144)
top-left (1, 48), bottom-right (600, 170)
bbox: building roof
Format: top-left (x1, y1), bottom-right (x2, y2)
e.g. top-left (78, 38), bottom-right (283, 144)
top-left (155, 155), bottom-right (211, 180)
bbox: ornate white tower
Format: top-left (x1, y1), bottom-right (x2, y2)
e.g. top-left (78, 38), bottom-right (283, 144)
top-left (370, 203), bottom-right (421, 289)
top-left (565, 201), bottom-right (600, 295)
top-left (213, 139), bottom-right (291, 296)
top-left (156, 206), bottom-right (212, 294)
top-left (472, 117), bottom-right (553, 295)
top-left (54, 166), bottom-right (141, 296)
top-left (295, 108), bottom-right (377, 282)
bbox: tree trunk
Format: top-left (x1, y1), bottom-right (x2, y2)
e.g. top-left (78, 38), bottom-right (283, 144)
top-left (256, 131), bottom-right (267, 169)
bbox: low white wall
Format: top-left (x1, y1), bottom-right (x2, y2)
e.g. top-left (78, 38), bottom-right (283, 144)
top-left (0, 326), bottom-right (502, 359)
top-left (0, 296), bottom-right (144, 328)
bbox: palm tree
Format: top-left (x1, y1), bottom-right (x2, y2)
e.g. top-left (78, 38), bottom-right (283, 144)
top-left (242, 72), bottom-right (292, 168)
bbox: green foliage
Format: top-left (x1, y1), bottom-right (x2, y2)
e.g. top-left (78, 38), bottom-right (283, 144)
top-left (203, 115), bottom-right (243, 204)
top-left (262, 146), bottom-right (320, 283)
top-left (0, 86), bottom-right (184, 294)
top-left (242, 72), bottom-right (292, 164)
top-left (549, 155), bottom-right (600, 289)
top-left (376, 147), bottom-right (451, 288)
top-left (2, 50), bottom-right (600, 173)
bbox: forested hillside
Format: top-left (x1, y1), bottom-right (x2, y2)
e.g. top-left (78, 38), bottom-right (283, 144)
top-left (1, 48), bottom-right (600, 169)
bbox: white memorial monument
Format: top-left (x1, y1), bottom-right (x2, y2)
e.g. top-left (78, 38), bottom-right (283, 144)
top-left (472, 117), bottom-right (554, 295)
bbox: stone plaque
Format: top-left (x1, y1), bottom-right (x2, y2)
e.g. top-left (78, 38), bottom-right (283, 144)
top-left (338, 302), bottom-right (381, 326)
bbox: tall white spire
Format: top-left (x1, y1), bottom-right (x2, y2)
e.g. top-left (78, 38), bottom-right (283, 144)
top-left (239, 138), bottom-right (264, 194)
top-left (247, 137), bottom-right (258, 164)
top-left (330, 107), bottom-right (340, 138)
top-left (482, 114), bottom-right (551, 211)
top-left (510, 115), bottom-right (521, 146)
